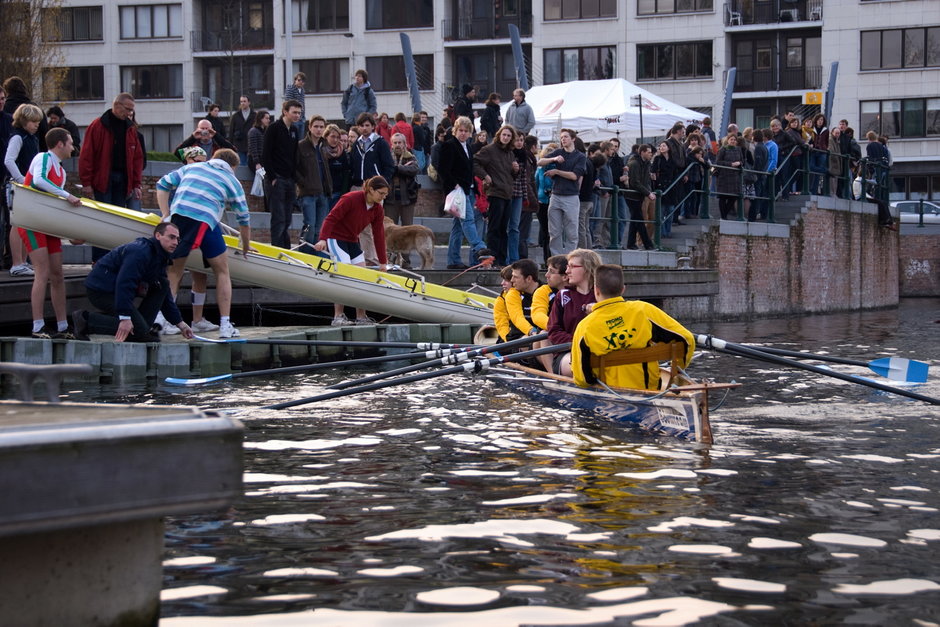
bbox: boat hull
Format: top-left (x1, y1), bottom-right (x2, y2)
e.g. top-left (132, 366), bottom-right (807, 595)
top-left (11, 185), bottom-right (495, 324)
top-left (489, 366), bottom-right (710, 443)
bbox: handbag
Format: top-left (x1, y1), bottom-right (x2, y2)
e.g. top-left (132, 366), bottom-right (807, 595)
top-left (250, 167), bottom-right (265, 197)
top-left (444, 186), bottom-right (466, 220)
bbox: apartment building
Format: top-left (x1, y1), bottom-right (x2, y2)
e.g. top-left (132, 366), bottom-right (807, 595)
top-left (40, 0), bottom-right (938, 199)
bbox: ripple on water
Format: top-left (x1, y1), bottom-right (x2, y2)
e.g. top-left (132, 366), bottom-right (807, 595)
top-left (809, 533), bottom-right (888, 548)
top-left (713, 578), bottom-right (786, 593)
top-left (415, 586), bottom-right (500, 606)
top-left (832, 579), bottom-right (940, 595)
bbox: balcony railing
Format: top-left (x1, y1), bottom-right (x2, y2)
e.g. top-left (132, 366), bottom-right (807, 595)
top-left (442, 15), bottom-right (532, 41)
top-left (724, 0), bottom-right (822, 26)
top-left (191, 28), bottom-right (274, 52)
top-left (734, 64), bottom-right (822, 92)
top-left (191, 89), bottom-right (274, 114)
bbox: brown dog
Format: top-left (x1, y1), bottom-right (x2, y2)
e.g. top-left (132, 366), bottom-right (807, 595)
top-left (384, 217), bottom-right (434, 270)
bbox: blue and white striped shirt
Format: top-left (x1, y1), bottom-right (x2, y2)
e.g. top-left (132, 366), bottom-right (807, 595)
top-left (157, 159), bottom-right (249, 226)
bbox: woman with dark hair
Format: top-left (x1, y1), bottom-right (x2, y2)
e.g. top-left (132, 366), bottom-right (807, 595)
top-left (480, 92), bottom-right (502, 139)
top-left (474, 125), bottom-right (518, 265)
top-left (246, 110), bottom-right (270, 171)
top-left (810, 113), bottom-right (829, 194)
top-left (650, 141), bottom-right (680, 238)
top-left (324, 123), bottom-right (350, 207)
top-left (518, 134), bottom-right (540, 260)
top-left (2, 76), bottom-right (49, 150)
top-left (716, 133), bottom-right (744, 220)
top-left (314, 176), bottom-right (390, 325)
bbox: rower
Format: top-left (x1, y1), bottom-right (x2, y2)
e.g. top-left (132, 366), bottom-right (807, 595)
top-left (531, 255), bottom-right (567, 371)
top-left (492, 266), bottom-right (514, 342)
top-left (505, 259), bottom-right (541, 341)
top-left (547, 248), bottom-right (602, 376)
top-left (571, 264), bottom-right (695, 390)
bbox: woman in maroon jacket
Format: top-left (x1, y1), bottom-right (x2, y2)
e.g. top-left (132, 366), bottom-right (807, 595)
top-left (314, 176), bottom-right (390, 326)
top-left (547, 248), bottom-right (602, 376)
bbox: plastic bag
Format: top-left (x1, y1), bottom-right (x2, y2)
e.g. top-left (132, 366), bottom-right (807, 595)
top-left (250, 168), bottom-right (265, 197)
top-left (444, 186), bottom-right (466, 220)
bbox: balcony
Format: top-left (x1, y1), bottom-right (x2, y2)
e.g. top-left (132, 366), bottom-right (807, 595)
top-left (724, 0), bottom-right (822, 26)
top-left (191, 88), bottom-right (274, 114)
top-left (191, 28), bottom-right (274, 52)
top-left (442, 15), bottom-right (531, 41)
top-left (734, 65), bottom-right (822, 92)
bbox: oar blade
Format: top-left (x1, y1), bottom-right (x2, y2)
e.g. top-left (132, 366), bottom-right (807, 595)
top-left (869, 357), bottom-right (930, 383)
top-left (164, 373), bottom-right (234, 386)
top-left (193, 334), bottom-right (247, 344)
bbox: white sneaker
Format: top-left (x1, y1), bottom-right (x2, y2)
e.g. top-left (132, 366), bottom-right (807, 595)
top-left (9, 263), bottom-right (34, 277)
top-left (161, 320), bottom-right (182, 335)
top-left (191, 318), bottom-right (220, 333)
top-left (355, 316), bottom-right (377, 325)
top-left (219, 321), bottom-right (240, 338)
top-left (331, 314), bottom-right (352, 326)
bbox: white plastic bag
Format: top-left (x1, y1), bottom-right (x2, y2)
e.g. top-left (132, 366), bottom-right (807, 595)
top-left (444, 186), bottom-right (466, 220)
top-left (250, 168), bottom-right (265, 197)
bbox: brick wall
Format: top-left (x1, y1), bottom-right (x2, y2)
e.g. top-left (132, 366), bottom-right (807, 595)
top-left (668, 199), bottom-right (900, 320)
top-left (899, 234), bottom-right (940, 296)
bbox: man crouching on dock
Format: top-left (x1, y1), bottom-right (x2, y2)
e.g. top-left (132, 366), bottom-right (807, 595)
top-left (73, 223), bottom-right (194, 342)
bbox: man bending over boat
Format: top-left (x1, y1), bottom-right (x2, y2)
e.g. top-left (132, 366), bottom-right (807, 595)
top-left (156, 148), bottom-right (251, 339)
top-left (72, 222), bottom-right (195, 342)
top-left (571, 264), bottom-right (694, 390)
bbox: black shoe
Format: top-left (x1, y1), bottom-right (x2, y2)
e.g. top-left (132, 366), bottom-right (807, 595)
top-left (72, 310), bottom-right (90, 341)
top-left (52, 330), bottom-right (76, 340)
top-left (31, 328), bottom-right (52, 339)
top-left (447, 263), bottom-right (469, 270)
top-left (626, 245), bottom-right (639, 250)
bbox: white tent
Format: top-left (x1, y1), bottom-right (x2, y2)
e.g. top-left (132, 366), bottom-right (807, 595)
top-left (503, 79), bottom-right (705, 143)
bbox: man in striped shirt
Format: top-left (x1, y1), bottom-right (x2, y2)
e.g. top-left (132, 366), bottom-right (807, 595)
top-left (156, 148), bottom-right (250, 338)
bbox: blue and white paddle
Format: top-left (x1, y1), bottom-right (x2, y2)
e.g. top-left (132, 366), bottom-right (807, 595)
top-left (744, 345), bottom-right (929, 383)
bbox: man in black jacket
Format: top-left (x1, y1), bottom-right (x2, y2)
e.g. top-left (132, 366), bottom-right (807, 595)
top-left (73, 222), bottom-right (194, 342)
top-left (262, 99), bottom-right (302, 248)
top-left (454, 84), bottom-right (476, 119)
top-left (229, 95), bottom-right (256, 166)
top-left (442, 116), bottom-right (491, 269)
top-left (46, 106), bottom-right (81, 156)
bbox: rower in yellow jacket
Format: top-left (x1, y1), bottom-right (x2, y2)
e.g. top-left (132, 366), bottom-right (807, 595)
top-left (571, 264), bottom-right (694, 390)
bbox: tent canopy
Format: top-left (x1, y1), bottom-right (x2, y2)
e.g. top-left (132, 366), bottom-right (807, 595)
top-left (503, 79), bottom-right (705, 143)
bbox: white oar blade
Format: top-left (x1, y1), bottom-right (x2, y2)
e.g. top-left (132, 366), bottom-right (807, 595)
top-left (193, 334), bottom-right (247, 344)
top-left (164, 374), bottom-right (234, 386)
top-left (869, 358), bottom-right (929, 383)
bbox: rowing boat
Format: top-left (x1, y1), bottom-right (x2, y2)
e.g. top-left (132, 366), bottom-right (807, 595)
top-left (10, 184), bottom-right (496, 324)
top-left (488, 363), bottom-right (730, 443)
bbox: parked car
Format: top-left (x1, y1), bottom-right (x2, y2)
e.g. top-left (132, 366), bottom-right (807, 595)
top-left (892, 200), bottom-right (940, 224)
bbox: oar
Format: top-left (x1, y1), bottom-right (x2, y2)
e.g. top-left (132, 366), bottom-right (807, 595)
top-left (697, 335), bottom-right (940, 406)
top-left (741, 344), bottom-right (929, 383)
top-left (164, 347), bottom-right (462, 386)
top-left (192, 334), bottom-right (472, 350)
top-left (263, 342), bottom-right (570, 410)
top-left (327, 332), bottom-right (549, 390)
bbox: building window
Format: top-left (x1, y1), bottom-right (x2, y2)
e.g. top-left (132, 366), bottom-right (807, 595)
top-left (119, 4), bottom-right (183, 39)
top-left (637, 0), bottom-right (713, 16)
top-left (295, 58), bottom-right (347, 94)
top-left (365, 0), bottom-right (432, 29)
top-left (138, 124), bottom-right (183, 153)
top-left (291, 0), bottom-right (349, 31)
top-left (860, 27), bottom-right (940, 70)
top-left (365, 55), bottom-right (433, 92)
top-left (43, 6), bottom-right (103, 41)
top-left (544, 0), bottom-right (617, 20)
top-left (637, 41), bottom-right (712, 80)
top-left (121, 65), bottom-right (183, 99)
top-left (860, 98), bottom-right (940, 138)
top-left (43, 66), bottom-right (104, 101)
top-left (543, 46), bottom-right (615, 84)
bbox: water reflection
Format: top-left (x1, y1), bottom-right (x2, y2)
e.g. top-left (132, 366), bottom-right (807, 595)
top-left (57, 300), bottom-right (940, 624)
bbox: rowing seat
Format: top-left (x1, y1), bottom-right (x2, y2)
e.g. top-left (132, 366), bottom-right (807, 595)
top-left (589, 342), bottom-right (685, 388)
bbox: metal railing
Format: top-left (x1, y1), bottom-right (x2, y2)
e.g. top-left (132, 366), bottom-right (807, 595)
top-left (191, 28), bottom-right (274, 52)
top-left (735, 65), bottom-right (822, 92)
top-left (441, 16), bottom-right (532, 41)
top-left (584, 147), bottom-right (893, 250)
top-left (724, 0), bottom-right (822, 25)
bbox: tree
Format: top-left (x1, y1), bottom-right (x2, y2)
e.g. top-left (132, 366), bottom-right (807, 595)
top-left (0, 0), bottom-right (64, 98)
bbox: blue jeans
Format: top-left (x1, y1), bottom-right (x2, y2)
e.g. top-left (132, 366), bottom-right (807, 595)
top-left (238, 151), bottom-right (248, 167)
top-left (613, 195), bottom-right (628, 248)
top-left (413, 148), bottom-right (426, 172)
top-left (660, 204), bottom-right (675, 239)
top-left (506, 196), bottom-right (523, 264)
top-left (299, 194), bottom-right (330, 243)
top-left (266, 175), bottom-right (297, 249)
top-left (447, 190), bottom-right (486, 266)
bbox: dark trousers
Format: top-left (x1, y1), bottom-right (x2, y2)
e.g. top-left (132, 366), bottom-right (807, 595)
top-left (625, 197), bottom-right (654, 250)
top-left (537, 201), bottom-right (550, 264)
top-left (485, 196), bottom-right (511, 265)
top-left (518, 210), bottom-right (534, 260)
top-left (749, 178), bottom-right (766, 221)
top-left (719, 195), bottom-right (737, 220)
top-left (86, 286), bottom-right (167, 341)
top-left (266, 175), bottom-right (296, 249)
top-left (92, 171), bottom-right (130, 262)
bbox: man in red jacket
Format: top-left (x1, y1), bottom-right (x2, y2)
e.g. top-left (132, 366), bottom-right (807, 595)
top-left (79, 93), bottom-right (144, 207)
top-left (79, 93), bottom-right (145, 261)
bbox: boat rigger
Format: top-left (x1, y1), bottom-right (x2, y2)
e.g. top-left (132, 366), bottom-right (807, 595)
top-left (11, 184), bottom-right (496, 324)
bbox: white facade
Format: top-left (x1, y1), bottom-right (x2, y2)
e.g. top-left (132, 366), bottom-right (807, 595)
top-left (43, 0), bottom-right (937, 197)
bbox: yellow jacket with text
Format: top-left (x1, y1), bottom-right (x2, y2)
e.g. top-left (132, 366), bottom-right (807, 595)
top-left (530, 284), bottom-right (554, 331)
top-left (571, 297), bottom-right (695, 390)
